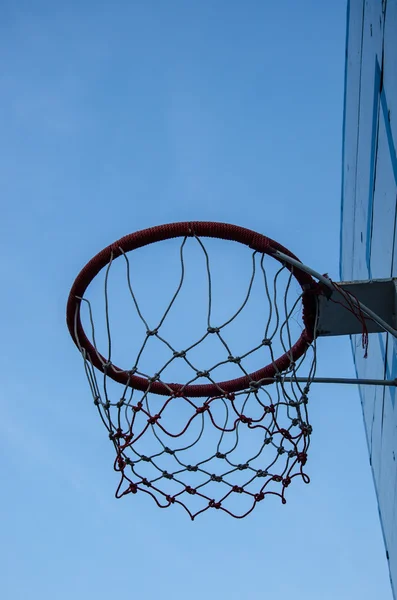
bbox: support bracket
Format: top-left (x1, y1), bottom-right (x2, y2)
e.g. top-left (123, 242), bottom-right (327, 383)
top-left (317, 278), bottom-right (397, 337)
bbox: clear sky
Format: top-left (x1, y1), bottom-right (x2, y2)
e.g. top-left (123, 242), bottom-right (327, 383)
top-left (0, 1), bottom-right (393, 599)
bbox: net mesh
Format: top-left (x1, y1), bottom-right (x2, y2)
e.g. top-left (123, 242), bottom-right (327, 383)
top-left (72, 231), bottom-right (318, 519)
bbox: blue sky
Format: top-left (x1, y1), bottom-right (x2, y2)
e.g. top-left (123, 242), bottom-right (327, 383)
top-left (0, 1), bottom-right (393, 598)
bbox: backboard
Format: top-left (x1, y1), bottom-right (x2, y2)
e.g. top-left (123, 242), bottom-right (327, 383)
top-left (340, 0), bottom-right (397, 596)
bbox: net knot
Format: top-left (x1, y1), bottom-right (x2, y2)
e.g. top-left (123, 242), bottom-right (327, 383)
top-left (249, 381), bottom-right (261, 391)
top-left (264, 436), bottom-right (273, 445)
top-left (166, 495), bottom-right (176, 504)
top-left (209, 500), bottom-right (222, 509)
top-left (255, 492), bottom-right (265, 502)
top-left (280, 428), bottom-right (292, 440)
top-left (133, 402), bottom-right (143, 413)
top-left (146, 329), bottom-right (158, 336)
top-left (257, 470), bottom-right (268, 477)
top-left (196, 404), bottom-right (209, 414)
top-left (232, 486), bottom-right (244, 493)
top-left (297, 452), bottom-right (307, 465)
top-left (186, 465), bottom-right (198, 472)
top-left (262, 338), bottom-right (272, 346)
top-left (163, 471), bottom-right (173, 480)
top-left (240, 414), bottom-right (253, 425)
top-left (207, 326), bottom-right (220, 334)
top-left (237, 463), bottom-right (249, 471)
top-left (282, 477), bottom-right (291, 487)
top-left (264, 405), bottom-right (275, 414)
top-left (117, 457), bottom-right (125, 470)
top-left (272, 475), bottom-right (282, 483)
top-left (173, 351), bottom-right (186, 358)
top-left (185, 486), bottom-right (196, 495)
top-left (148, 414), bottom-right (161, 424)
top-left (122, 434), bottom-right (133, 445)
top-left (300, 423), bottom-right (312, 436)
top-left (141, 478), bottom-right (152, 487)
top-left (211, 474), bottom-right (223, 482)
top-left (103, 361), bottom-right (112, 373)
top-left (196, 370), bottom-right (210, 378)
top-left (228, 355), bottom-right (241, 364)
top-left (216, 452), bottom-right (226, 459)
top-left (128, 483), bottom-right (138, 494)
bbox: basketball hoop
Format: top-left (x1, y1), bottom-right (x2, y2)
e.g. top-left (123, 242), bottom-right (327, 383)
top-left (67, 222), bottom-right (393, 519)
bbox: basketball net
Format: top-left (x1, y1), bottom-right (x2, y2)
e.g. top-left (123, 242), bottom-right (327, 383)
top-left (67, 222), bottom-right (320, 519)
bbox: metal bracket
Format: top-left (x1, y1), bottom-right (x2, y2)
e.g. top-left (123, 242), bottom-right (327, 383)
top-left (317, 278), bottom-right (397, 337)
top-left (271, 250), bottom-right (397, 338)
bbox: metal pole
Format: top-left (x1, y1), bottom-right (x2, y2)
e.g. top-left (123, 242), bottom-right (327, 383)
top-left (266, 377), bottom-right (397, 387)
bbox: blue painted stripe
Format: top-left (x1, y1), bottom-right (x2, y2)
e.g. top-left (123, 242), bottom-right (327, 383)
top-left (368, 63), bottom-right (397, 408)
top-left (378, 79), bottom-right (397, 408)
top-left (339, 0), bottom-right (351, 280)
top-left (386, 336), bottom-right (397, 407)
top-left (366, 59), bottom-right (397, 279)
top-left (380, 86), bottom-right (397, 187)
top-left (365, 58), bottom-right (382, 277)
top-left (377, 332), bottom-right (396, 408)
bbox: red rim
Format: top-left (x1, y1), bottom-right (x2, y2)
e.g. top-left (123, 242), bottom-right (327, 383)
top-left (67, 221), bottom-right (318, 397)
